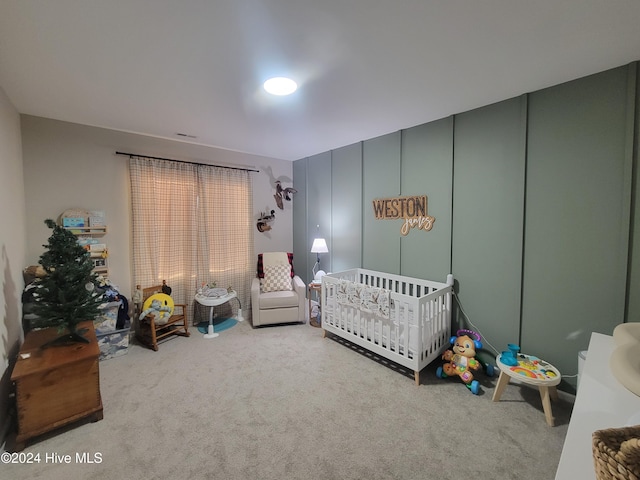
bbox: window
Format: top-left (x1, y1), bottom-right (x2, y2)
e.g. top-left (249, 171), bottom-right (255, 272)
top-left (130, 156), bottom-right (253, 322)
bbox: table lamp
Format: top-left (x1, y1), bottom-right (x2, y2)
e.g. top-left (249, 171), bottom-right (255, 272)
top-left (310, 238), bottom-right (328, 282)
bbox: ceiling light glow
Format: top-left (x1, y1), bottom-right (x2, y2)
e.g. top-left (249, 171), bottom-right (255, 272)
top-left (263, 77), bottom-right (297, 96)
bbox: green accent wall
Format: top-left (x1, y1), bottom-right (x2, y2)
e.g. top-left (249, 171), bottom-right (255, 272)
top-left (452, 96), bottom-right (526, 352)
top-left (331, 143), bottom-right (363, 273)
top-left (294, 61), bottom-right (639, 390)
top-left (522, 66), bottom-right (634, 376)
top-left (628, 65), bottom-right (640, 324)
top-left (292, 158), bottom-right (308, 283)
top-left (362, 132), bottom-right (401, 273)
top-left (400, 118), bottom-right (453, 280)
top-left (306, 152), bottom-right (332, 282)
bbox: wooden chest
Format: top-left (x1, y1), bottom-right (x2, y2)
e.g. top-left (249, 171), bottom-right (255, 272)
top-left (11, 321), bottom-right (103, 451)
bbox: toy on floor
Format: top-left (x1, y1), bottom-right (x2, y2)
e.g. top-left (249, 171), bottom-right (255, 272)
top-left (436, 329), bottom-right (483, 395)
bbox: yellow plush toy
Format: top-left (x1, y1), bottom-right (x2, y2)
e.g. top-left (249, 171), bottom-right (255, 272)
top-left (139, 293), bottom-right (174, 325)
top-left (436, 329), bottom-right (483, 395)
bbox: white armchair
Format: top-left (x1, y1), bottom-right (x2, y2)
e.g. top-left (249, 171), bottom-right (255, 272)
top-left (251, 252), bottom-right (306, 326)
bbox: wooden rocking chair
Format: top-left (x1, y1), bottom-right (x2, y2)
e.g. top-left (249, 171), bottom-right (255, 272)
top-left (135, 285), bottom-right (189, 351)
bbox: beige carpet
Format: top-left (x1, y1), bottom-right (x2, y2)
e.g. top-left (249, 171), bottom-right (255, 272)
top-left (4, 318), bottom-right (573, 480)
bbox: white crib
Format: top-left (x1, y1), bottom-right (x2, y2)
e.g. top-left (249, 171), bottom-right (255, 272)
top-left (321, 268), bottom-right (453, 385)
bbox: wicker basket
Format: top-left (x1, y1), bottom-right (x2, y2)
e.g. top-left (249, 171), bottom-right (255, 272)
top-left (593, 425), bottom-right (640, 480)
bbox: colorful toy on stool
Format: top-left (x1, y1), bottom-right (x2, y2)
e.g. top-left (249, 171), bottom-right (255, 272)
top-left (500, 343), bottom-right (520, 366)
top-left (436, 329), bottom-right (483, 395)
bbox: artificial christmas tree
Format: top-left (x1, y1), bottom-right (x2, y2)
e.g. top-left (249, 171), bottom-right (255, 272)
top-left (32, 219), bottom-right (104, 344)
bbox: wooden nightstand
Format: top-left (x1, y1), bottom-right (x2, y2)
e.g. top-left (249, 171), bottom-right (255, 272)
top-left (308, 282), bottom-right (322, 327)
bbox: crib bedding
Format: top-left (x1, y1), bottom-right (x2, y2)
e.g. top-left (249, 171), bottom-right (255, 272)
top-left (327, 300), bottom-right (417, 354)
top-left (336, 280), bottom-right (391, 318)
top-left (321, 269), bottom-right (453, 385)
top-left (327, 301), bottom-right (450, 358)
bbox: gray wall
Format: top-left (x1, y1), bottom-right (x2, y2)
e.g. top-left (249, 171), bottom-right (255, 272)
top-left (21, 116), bottom-right (296, 305)
top-left (293, 61), bottom-right (640, 390)
top-left (0, 86), bottom-right (26, 448)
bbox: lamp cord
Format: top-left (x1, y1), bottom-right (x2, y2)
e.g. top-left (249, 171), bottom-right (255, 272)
top-left (452, 291), bottom-right (579, 378)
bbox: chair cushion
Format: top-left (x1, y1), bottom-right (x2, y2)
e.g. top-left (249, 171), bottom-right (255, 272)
top-left (258, 289), bottom-right (299, 309)
top-left (261, 264), bottom-right (293, 292)
top-left (257, 252), bottom-right (295, 278)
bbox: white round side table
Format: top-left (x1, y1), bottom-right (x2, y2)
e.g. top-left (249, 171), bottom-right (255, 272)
top-left (492, 352), bottom-right (561, 426)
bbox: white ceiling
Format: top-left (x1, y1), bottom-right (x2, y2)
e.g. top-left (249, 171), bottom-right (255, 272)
top-left (1, 1), bottom-right (640, 161)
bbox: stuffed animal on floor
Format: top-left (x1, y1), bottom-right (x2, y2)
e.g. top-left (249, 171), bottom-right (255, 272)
top-left (436, 329), bottom-right (482, 394)
top-left (139, 298), bottom-right (172, 325)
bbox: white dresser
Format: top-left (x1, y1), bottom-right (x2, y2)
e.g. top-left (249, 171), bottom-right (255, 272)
top-left (555, 332), bottom-right (640, 479)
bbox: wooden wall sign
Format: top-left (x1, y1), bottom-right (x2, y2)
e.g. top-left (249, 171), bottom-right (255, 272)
top-left (372, 195), bottom-right (435, 236)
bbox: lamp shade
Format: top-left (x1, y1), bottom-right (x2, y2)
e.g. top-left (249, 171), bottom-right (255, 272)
top-left (310, 238), bottom-right (329, 254)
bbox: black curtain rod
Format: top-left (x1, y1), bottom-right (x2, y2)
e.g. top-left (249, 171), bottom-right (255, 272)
top-left (116, 151), bottom-right (259, 172)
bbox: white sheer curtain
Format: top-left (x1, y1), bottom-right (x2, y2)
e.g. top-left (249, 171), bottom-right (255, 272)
top-left (129, 156), bottom-right (253, 323)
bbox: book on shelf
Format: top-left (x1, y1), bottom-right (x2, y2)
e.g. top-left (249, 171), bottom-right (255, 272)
top-left (88, 210), bottom-right (105, 227)
top-left (77, 238), bottom-right (100, 246)
top-left (92, 258), bottom-right (107, 268)
top-left (62, 217), bottom-right (85, 228)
